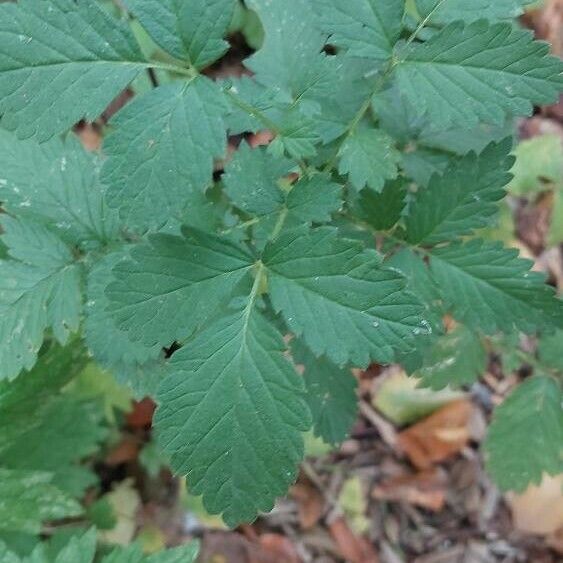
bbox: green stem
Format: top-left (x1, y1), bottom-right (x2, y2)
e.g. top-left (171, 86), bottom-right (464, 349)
top-left (147, 61), bottom-right (197, 78)
top-left (270, 206), bottom-right (289, 241)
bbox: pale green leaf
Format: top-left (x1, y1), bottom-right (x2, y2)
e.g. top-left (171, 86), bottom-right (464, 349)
top-left (102, 540), bottom-right (199, 563)
top-left (0, 469), bottom-right (82, 534)
top-left (155, 307), bottom-right (310, 527)
top-left (52, 528), bottom-right (97, 563)
top-left (0, 217), bottom-right (82, 380)
top-left (106, 228), bottom-right (253, 349)
top-left (264, 228), bottom-right (425, 367)
top-left (338, 126), bottom-right (400, 192)
top-left (393, 21), bottom-right (563, 129)
top-left (127, 0), bottom-right (235, 68)
top-left (538, 329), bottom-right (563, 372)
top-left (510, 134), bottom-right (563, 196)
top-left (430, 239), bottom-right (563, 334)
top-left (417, 326), bottom-right (487, 390)
top-left (406, 140), bottom-right (513, 244)
top-left (103, 77), bottom-right (228, 230)
top-left (0, 131), bottom-right (120, 248)
top-left (0, 0), bottom-right (146, 140)
top-left (485, 376), bottom-right (563, 491)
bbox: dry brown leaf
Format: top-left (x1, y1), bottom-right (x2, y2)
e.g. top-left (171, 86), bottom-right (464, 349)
top-left (397, 400), bottom-right (473, 470)
top-left (258, 534), bottom-right (301, 563)
top-left (372, 468), bottom-right (448, 512)
top-left (199, 532), bottom-right (285, 563)
top-left (291, 480), bottom-right (325, 529)
top-left (508, 474), bottom-right (563, 536)
top-left (328, 516), bottom-right (379, 563)
top-left (105, 435), bottom-right (139, 466)
top-left (126, 397), bottom-right (156, 428)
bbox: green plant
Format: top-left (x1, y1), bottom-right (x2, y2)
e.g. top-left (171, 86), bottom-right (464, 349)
top-left (0, 0), bottom-right (562, 529)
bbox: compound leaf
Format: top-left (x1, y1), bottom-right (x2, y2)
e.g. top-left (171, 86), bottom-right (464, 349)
top-left (485, 376), bottom-right (563, 491)
top-left (264, 228), bottom-right (425, 367)
top-left (103, 77), bottom-right (228, 230)
top-left (127, 0), bottom-right (235, 68)
top-left (106, 228), bottom-right (253, 349)
top-left (338, 126), bottom-right (400, 192)
top-left (0, 217), bottom-right (82, 380)
top-left (394, 20), bottom-right (563, 129)
top-left (430, 239), bottom-right (563, 334)
top-left (406, 140), bottom-right (514, 244)
top-left (0, 131), bottom-right (120, 247)
top-left (155, 307), bottom-right (310, 527)
top-left (0, 0), bottom-right (146, 141)
top-left (313, 0), bottom-right (404, 60)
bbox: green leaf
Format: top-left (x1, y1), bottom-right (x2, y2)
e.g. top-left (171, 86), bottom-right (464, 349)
top-left (0, 469), bottom-right (82, 534)
top-left (0, 217), bottom-right (82, 380)
top-left (509, 134), bottom-right (563, 196)
top-left (86, 253), bottom-right (162, 367)
top-left (106, 228), bottom-right (254, 349)
top-left (393, 20), bottom-right (563, 129)
top-left (103, 540), bottom-right (199, 563)
top-left (0, 342), bottom-right (87, 455)
top-left (353, 179), bottom-right (407, 230)
top-left (52, 528), bottom-right (97, 563)
top-left (103, 77), bottom-right (228, 230)
top-left (0, 543), bottom-right (20, 563)
top-left (538, 329), bottom-right (563, 372)
top-left (155, 306), bottom-right (310, 527)
top-left (417, 326), bottom-right (487, 390)
top-left (338, 126), bottom-right (400, 192)
top-left (401, 148), bottom-right (454, 187)
top-left (430, 239), bottom-right (563, 334)
top-left (126, 0), bottom-right (235, 68)
top-left (415, 0), bottom-right (536, 25)
top-left (269, 109), bottom-right (321, 160)
top-left (0, 131), bottom-right (120, 247)
top-left (485, 376), bottom-right (563, 491)
top-left (0, 342), bottom-right (104, 498)
top-left (263, 228), bottom-right (425, 367)
top-left (222, 76), bottom-right (283, 135)
top-left (1, 399), bottom-right (106, 496)
top-left (293, 340), bottom-right (358, 445)
top-left (223, 144), bottom-right (342, 238)
top-left (246, 0), bottom-right (331, 101)
top-left (0, 0), bottom-right (146, 141)
top-left (313, 0), bottom-right (404, 60)
top-left (406, 140), bottom-right (513, 244)
top-left (223, 143), bottom-right (293, 216)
